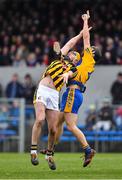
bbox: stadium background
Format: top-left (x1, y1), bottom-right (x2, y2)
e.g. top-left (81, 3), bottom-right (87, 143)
top-left (0, 0), bottom-right (122, 168)
top-left (0, 0), bottom-right (122, 179)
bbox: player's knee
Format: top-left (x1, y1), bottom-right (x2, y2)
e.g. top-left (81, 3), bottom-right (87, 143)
top-left (67, 124), bottom-right (75, 132)
top-left (49, 126), bottom-right (57, 136)
top-left (35, 117), bottom-right (45, 128)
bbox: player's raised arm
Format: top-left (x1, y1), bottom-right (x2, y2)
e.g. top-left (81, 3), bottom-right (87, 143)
top-left (82, 10), bottom-right (90, 49)
top-left (61, 25), bottom-right (92, 56)
top-left (61, 30), bottom-right (83, 56)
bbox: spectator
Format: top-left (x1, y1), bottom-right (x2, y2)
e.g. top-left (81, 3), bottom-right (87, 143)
top-left (110, 72), bottom-right (122, 105)
top-left (26, 53), bottom-right (39, 67)
top-left (102, 52), bottom-right (113, 65)
top-left (116, 41), bottom-right (122, 65)
top-left (41, 54), bottom-right (49, 65)
top-left (9, 100), bottom-right (20, 117)
top-left (12, 53), bottom-right (26, 67)
top-left (93, 98), bottom-right (114, 131)
top-left (9, 45), bottom-right (17, 62)
top-left (85, 104), bottom-right (97, 130)
top-left (114, 107), bottom-right (122, 130)
top-left (28, 34), bottom-right (35, 52)
top-left (35, 47), bottom-right (42, 64)
top-left (5, 73), bottom-right (24, 98)
top-left (0, 47), bottom-right (12, 66)
top-left (105, 38), bottom-right (116, 64)
top-left (23, 74), bottom-right (36, 104)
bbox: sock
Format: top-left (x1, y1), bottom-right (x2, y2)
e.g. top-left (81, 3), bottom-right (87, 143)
top-left (83, 146), bottom-right (91, 155)
top-left (30, 144), bottom-right (37, 154)
top-left (46, 149), bottom-right (53, 156)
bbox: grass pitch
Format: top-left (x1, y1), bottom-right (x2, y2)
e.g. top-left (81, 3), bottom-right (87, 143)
top-left (0, 153), bottom-right (122, 179)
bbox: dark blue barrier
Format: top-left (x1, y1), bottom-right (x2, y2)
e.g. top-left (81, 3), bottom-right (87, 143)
top-left (41, 126), bottom-right (122, 143)
top-left (0, 129), bottom-right (16, 136)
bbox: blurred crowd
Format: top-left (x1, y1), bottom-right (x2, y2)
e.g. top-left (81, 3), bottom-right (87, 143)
top-left (0, 72), bottom-right (35, 131)
top-left (0, 0), bottom-right (122, 66)
top-left (85, 98), bottom-right (122, 131)
top-left (85, 71), bottom-right (122, 130)
top-left (0, 73), bottom-right (36, 104)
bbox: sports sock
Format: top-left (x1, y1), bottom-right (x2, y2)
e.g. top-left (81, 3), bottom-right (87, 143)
top-left (46, 149), bottom-right (53, 156)
top-left (30, 144), bottom-right (37, 154)
top-left (83, 146), bottom-right (91, 155)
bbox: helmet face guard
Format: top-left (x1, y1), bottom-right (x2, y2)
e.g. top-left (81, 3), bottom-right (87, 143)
top-left (72, 51), bottom-right (81, 61)
top-left (68, 51), bottom-right (81, 64)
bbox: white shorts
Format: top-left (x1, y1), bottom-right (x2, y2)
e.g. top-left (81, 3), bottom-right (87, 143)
top-left (34, 84), bottom-right (59, 111)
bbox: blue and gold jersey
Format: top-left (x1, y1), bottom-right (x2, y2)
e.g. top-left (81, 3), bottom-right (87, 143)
top-left (73, 47), bottom-right (95, 84)
top-left (60, 47), bottom-right (95, 114)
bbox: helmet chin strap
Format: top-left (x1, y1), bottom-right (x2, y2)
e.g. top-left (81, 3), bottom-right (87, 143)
top-left (76, 59), bottom-right (82, 66)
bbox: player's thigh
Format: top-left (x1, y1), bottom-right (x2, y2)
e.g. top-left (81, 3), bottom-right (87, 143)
top-left (61, 88), bottom-right (83, 114)
top-left (57, 112), bottom-right (65, 126)
top-left (64, 112), bottom-right (78, 127)
top-left (34, 102), bottom-right (46, 122)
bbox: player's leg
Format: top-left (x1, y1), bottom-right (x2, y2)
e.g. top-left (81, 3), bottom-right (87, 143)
top-left (30, 102), bottom-right (46, 165)
top-left (46, 110), bottom-right (60, 151)
top-left (64, 112), bottom-right (95, 167)
top-left (64, 113), bottom-right (89, 149)
top-left (60, 88), bottom-right (88, 146)
top-left (40, 112), bottom-right (64, 155)
top-left (62, 88), bottom-right (95, 167)
top-left (55, 112), bottom-right (65, 144)
top-left (45, 109), bottom-right (60, 170)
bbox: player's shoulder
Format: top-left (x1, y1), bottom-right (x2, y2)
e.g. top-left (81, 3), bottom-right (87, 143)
top-left (83, 47), bottom-right (94, 59)
top-left (50, 59), bottom-right (60, 65)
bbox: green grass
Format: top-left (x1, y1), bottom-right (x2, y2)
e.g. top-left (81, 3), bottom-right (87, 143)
top-left (0, 153), bottom-right (122, 179)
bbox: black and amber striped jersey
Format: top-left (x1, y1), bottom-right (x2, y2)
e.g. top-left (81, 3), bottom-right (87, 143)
top-left (42, 60), bottom-right (77, 91)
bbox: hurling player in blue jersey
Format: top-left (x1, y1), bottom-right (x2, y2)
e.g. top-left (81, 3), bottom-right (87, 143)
top-left (53, 11), bottom-right (101, 167)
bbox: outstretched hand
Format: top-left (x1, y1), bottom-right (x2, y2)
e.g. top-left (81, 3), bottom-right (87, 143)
top-left (53, 41), bottom-right (61, 55)
top-left (59, 72), bottom-right (69, 84)
top-left (82, 10), bottom-right (90, 21)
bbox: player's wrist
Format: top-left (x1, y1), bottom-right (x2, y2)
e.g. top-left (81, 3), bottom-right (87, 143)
top-left (68, 71), bottom-right (73, 78)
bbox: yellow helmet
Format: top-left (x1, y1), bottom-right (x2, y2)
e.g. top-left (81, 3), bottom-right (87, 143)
top-left (68, 50), bottom-right (81, 65)
top-left (71, 51), bottom-right (81, 61)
